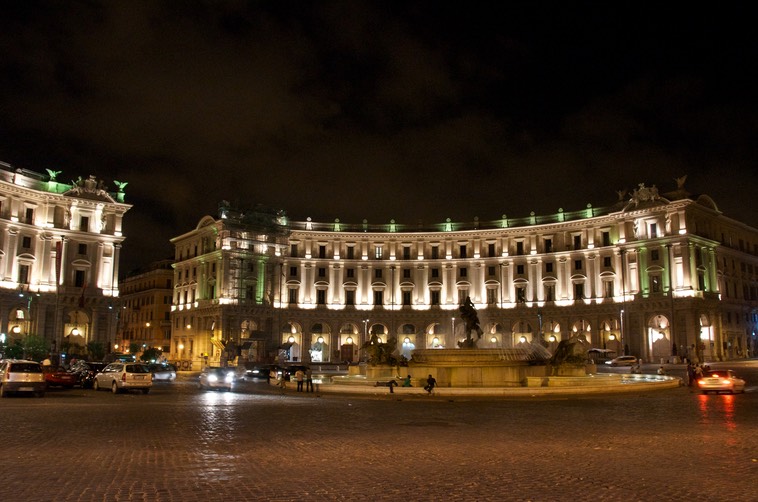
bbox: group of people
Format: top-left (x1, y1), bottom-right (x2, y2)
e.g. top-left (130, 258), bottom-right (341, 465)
top-left (269, 367), bottom-right (314, 392)
top-left (686, 362), bottom-right (710, 386)
top-left (381, 374), bottom-right (438, 394)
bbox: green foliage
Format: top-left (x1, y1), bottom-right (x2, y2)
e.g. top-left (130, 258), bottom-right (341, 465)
top-left (2, 335), bottom-right (49, 361)
top-left (86, 341), bottom-right (106, 361)
top-left (129, 342), bottom-right (141, 355)
top-left (140, 347), bottom-right (162, 362)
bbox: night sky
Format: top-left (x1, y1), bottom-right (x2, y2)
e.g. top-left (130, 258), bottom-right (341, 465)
top-left (1, 2), bottom-right (756, 274)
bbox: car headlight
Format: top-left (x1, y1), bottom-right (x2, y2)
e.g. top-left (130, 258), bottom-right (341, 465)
top-left (207, 374), bottom-right (218, 382)
top-left (224, 373), bottom-right (234, 383)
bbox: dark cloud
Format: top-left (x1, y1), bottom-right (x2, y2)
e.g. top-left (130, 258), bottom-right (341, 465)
top-left (1, 1), bottom-right (756, 273)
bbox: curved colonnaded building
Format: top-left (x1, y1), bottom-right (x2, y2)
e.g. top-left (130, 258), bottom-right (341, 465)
top-left (169, 180), bottom-right (758, 370)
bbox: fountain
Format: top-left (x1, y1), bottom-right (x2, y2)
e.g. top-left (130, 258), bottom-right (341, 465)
top-left (332, 299), bottom-right (680, 393)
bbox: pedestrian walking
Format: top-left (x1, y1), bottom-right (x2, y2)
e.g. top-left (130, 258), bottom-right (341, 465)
top-left (424, 374), bottom-right (437, 394)
top-left (306, 367), bottom-right (314, 392)
top-left (295, 368), bottom-right (305, 392)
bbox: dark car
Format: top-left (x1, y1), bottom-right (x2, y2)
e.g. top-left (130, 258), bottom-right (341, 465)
top-left (70, 361), bottom-right (107, 388)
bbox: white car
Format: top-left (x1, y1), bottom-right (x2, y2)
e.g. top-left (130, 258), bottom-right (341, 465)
top-left (604, 356), bottom-right (638, 367)
top-left (698, 369), bottom-right (746, 394)
top-left (198, 367), bottom-right (235, 391)
top-left (93, 362), bottom-right (153, 394)
top-left (0, 359), bottom-right (46, 397)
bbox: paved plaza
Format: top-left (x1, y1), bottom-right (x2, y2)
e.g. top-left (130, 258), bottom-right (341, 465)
top-left (1, 371), bottom-right (757, 502)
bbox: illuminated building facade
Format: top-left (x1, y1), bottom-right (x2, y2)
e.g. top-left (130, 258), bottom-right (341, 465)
top-left (0, 162), bottom-right (130, 361)
top-left (117, 260), bottom-right (174, 356)
top-left (170, 180), bottom-right (758, 369)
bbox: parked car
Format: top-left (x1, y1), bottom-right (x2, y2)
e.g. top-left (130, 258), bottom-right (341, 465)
top-left (41, 366), bottom-right (77, 388)
top-left (198, 367), bottom-right (235, 391)
top-left (148, 363), bottom-right (177, 381)
top-left (70, 361), bottom-right (107, 388)
top-left (93, 362), bottom-right (153, 394)
top-left (0, 359), bottom-right (46, 397)
top-left (605, 356), bottom-right (638, 367)
top-left (697, 369), bottom-right (746, 394)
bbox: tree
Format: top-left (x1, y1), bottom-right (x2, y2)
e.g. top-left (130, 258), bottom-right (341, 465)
top-left (4, 335), bottom-right (49, 361)
top-left (86, 341), bottom-right (106, 361)
top-left (140, 347), bottom-right (162, 362)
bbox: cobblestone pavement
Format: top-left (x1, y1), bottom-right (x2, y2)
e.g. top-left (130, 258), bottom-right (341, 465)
top-left (1, 375), bottom-right (757, 502)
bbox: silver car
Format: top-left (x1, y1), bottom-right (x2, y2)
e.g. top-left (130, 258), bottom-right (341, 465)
top-left (198, 367), bottom-right (234, 391)
top-left (0, 359), bottom-right (46, 397)
top-left (93, 362), bottom-right (153, 394)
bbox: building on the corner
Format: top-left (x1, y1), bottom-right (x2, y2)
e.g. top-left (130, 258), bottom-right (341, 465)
top-left (117, 259), bottom-right (174, 357)
top-left (0, 161), bottom-right (131, 362)
top-left (169, 179), bottom-right (758, 370)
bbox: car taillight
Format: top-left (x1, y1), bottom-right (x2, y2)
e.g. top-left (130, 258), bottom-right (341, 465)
top-left (122, 373), bottom-right (127, 382)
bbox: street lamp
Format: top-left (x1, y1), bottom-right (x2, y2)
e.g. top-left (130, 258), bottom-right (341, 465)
top-left (362, 319), bottom-right (369, 344)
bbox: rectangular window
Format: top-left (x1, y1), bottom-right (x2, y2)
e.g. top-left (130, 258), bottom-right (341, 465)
top-left (318, 267), bottom-right (326, 278)
top-left (345, 290), bottom-right (355, 305)
top-left (545, 284), bottom-right (555, 302)
top-left (573, 235), bottom-right (581, 250)
top-left (346, 268), bottom-right (355, 278)
top-left (651, 249), bottom-right (659, 261)
top-left (575, 260), bottom-right (582, 270)
top-left (374, 290), bottom-right (383, 306)
top-left (346, 246), bottom-right (354, 259)
top-left (545, 262), bottom-right (553, 273)
top-left (430, 290), bottom-right (440, 305)
top-left (650, 223), bottom-right (658, 238)
top-left (403, 268), bottom-right (411, 279)
top-left (288, 289), bottom-right (298, 304)
top-left (460, 245), bottom-right (467, 258)
top-left (375, 269), bottom-right (382, 279)
top-left (431, 268), bottom-right (439, 278)
top-left (544, 238), bottom-right (552, 253)
top-left (18, 264), bottom-right (30, 284)
top-left (316, 289), bottom-right (326, 305)
top-left (458, 289), bottom-right (468, 304)
top-left (488, 243), bottom-right (496, 257)
top-left (516, 287), bottom-right (526, 303)
top-left (604, 281), bottom-right (614, 298)
top-left (516, 241), bottom-right (524, 255)
top-left (319, 245), bottom-right (326, 259)
top-left (403, 247), bottom-right (411, 260)
top-left (517, 264), bottom-right (524, 275)
top-left (22, 236), bottom-right (32, 248)
top-left (488, 266), bottom-right (496, 276)
top-left (75, 269), bottom-right (86, 288)
top-left (80, 216), bottom-right (89, 232)
top-left (574, 283), bottom-right (584, 299)
top-left (651, 275), bottom-right (661, 293)
top-left (602, 231), bottom-right (611, 247)
top-left (431, 246), bottom-right (439, 259)
top-left (290, 266), bottom-right (297, 277)
top-left (375, 246), bottom-right (383, 259)
top-left (460, 267), bottom-right (467, 278)
top-left (603, 256), bottom-right (612, 267)
top-left (402, 291), bottom-right (411, 306)
top-left (487, 288), bottom-right (497, 304)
